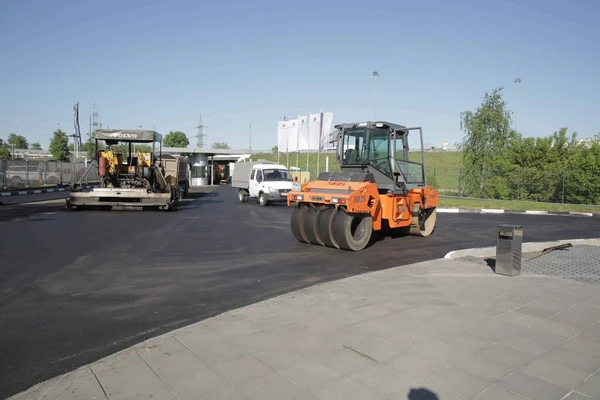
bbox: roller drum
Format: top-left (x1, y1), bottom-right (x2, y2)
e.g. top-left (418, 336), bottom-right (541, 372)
top-left (409, 207), bottom-right (437, 237)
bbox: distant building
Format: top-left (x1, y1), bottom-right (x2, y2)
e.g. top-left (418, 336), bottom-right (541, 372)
top-left (8, 148), bottom-right (52, 159)
top-left (577, 137), bottom-right (599, 148)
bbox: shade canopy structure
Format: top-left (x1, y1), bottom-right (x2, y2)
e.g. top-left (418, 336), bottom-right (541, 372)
top-left (94, 129), bottom-right (163, 143)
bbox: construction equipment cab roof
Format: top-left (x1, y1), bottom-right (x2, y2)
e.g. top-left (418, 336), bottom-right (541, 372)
top-left (94, 129), bottom-right (163, 143)
top-left (334, 121), bottom-right (408, 131)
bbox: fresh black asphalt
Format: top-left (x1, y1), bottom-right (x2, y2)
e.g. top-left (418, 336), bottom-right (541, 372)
top-left (0, 185), bottom-right (598, 398)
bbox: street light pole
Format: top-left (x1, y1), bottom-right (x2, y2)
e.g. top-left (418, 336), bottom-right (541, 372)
top-left (514, 78), bottom-right (521, 133)
top-left (89, 103), bottom-right (95, 157)
top-left (372, 71), bottom-right (380, 121)
top-left (89, 103), bottom-right (95, 136)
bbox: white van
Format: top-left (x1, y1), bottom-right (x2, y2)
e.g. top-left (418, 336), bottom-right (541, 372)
top-left (231, 160), bottom-right (294, 206)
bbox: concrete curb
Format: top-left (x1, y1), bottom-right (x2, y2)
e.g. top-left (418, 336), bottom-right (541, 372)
top-left (0, 187), bottom-right (67, 197)
top-left (0, 185), bottom-right (100, 197)
top-left (437, 207), bottom-right (599, 218)
top-left (444, 237), bottom-right (600, 259)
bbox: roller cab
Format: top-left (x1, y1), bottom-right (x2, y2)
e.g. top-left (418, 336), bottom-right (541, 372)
top-left (288, 121), bottom-right (438, 251)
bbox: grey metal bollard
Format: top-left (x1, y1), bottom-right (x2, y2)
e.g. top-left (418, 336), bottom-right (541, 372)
top-left (495, 225), bottom-right (523, 276)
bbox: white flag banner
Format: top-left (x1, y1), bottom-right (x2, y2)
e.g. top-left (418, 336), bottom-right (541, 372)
top-left (287, 118), bottom-right (299, 152)
top-left (277, 120), bottom-right (288, 151)
top-left (308, 113), bottom-right (322, 151)
top-left (297, 116), bottom-right (309, 151)
top-left (320, 112), bottom-right (334, 150)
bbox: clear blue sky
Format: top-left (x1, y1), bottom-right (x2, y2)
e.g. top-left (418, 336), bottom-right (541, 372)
top-left (1, 0), bottom-right (598, 151)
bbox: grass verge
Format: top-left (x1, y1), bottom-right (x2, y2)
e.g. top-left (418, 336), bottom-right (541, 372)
top-left (439, 197), bottom-right (600, 213)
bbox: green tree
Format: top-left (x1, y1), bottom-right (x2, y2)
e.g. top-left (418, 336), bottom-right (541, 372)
top-left (30, 142), bottom-right (42, 150)
top-left (163, 131), bottom-right (189, 147)
top-left (113, 143), bottom-right (152, 158)
top-left (68, 134), bottom-right (99, 159)
top-left (509, 128), bottom-right (579, 202)
top-left (0, 138), bottom-right (12, 159)
top-left (458, 86), bottom-right (517, 198)
top-left (272, 145), bottom-right (278, 154)
top-left (7, 133), bottom-right (29, 149)
top-left (49, 129), bottom-right (71, 161)
top-left (564, 140), bottom-right (600, 204)
top-left (83, 133), bottom-right (100, 159)
top-left (212, 142), bottom-right (230, 149)
top-left (81, 139), bottom-right (95, 159)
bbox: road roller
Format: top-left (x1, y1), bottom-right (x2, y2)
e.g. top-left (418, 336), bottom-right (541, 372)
top-left (287, 121), bottom-right (438, 251)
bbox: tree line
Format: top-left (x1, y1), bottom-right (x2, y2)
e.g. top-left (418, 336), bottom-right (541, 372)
top-left (0, 130), bottom-right (230, 161)
top-left (459, 87), bottom-right (599, 205)
top-left (0, 133), bottom-right (42, 159)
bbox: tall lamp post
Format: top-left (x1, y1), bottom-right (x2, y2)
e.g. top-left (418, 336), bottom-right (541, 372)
top-left (372, 71), bottom-right (380, 121)
top-left (514, 78), bottom-right (521, 133)
top-left (89, 103), bottom-right (96, 138)
top-left (88, 103), bottom-right (96, 159)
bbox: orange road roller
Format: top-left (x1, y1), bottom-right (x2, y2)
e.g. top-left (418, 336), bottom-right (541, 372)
top-left (287, 121), bottom-right (439, 251)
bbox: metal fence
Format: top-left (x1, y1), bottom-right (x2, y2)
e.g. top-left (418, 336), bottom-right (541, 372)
top-left (0, 160), bottom-right (101, 190)
top-left (429, 165), bottom-right (600, 205)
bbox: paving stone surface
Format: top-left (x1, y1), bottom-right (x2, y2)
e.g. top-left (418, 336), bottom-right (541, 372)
top-left (458, 244), bottom-right (600, 285)
top-left (524, 244), bottom-right (600, 284)
top-left (9, 257), bottom-right (600, 400)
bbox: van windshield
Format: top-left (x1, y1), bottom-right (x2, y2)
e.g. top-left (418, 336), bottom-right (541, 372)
top-left (263, 169), bottom-right (292, 181)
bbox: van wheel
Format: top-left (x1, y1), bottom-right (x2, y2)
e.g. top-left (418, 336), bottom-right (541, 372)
top-left (259, 193), bottom-right (268, 206)
top-left (238, 190), bottom-right (246, 203)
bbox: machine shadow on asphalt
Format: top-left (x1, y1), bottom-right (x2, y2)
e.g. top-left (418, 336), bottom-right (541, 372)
top-left (240, 200), bottom-right (290, 207)
top-left (184, 199), bottom-right (224, 209)
top-left (186, 190), bottom-right (219, 199)
top-left (365, 226), bottom-right (413, 249)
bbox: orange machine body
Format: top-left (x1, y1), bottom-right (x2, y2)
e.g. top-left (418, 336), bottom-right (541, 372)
top-left (287, 179), bottom-right (439, 231)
